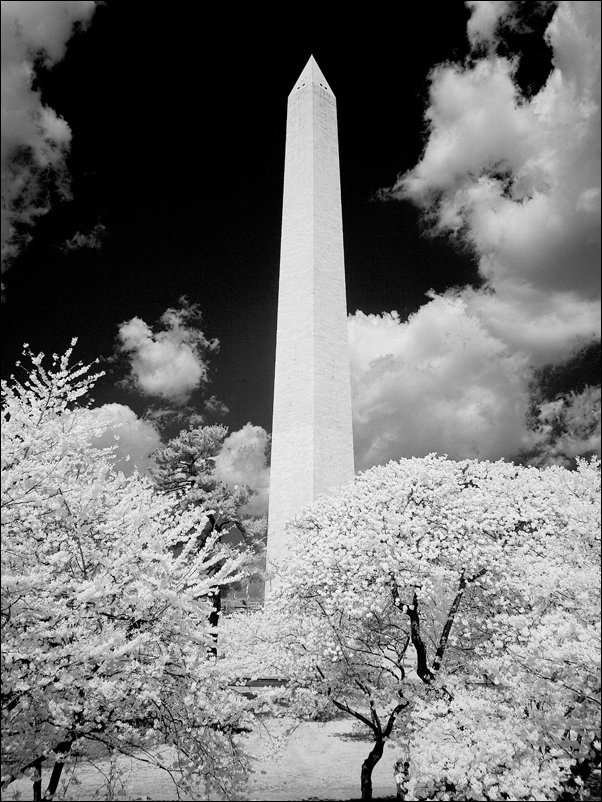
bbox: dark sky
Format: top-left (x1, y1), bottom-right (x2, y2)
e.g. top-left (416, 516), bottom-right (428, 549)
top-left (5, 0), bottom-right (589, 448)
top-left (1, 2), bottom-right (482, 432)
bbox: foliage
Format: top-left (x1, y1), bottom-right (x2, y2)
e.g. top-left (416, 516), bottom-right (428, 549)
top-left (224, 455), bottom-right (601, 800)
top-left (151, 426), bottom-right (265, 547)
top-left (150, 425), bottom-right (267, 601)
top-left (1, 343), bottom-right (255, 800)
top-left (151, 424), bottom-right (231, 505)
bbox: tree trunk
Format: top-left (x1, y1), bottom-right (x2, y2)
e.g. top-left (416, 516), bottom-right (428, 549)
top-left (44, 740), bottom-right (72, 801)
top-left (361, 738), bottom-right (384, 800)
top-left (32, 758), bottom-right (43, 802)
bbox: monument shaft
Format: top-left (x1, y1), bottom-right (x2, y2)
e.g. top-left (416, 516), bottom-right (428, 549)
top-left (267, 57), bottom-right (354, 579)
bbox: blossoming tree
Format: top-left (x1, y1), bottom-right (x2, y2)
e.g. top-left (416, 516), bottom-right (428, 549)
top-left (224, 455), bottom-right (601, 800)
top-left (1, 344), bottom-right (255, 801)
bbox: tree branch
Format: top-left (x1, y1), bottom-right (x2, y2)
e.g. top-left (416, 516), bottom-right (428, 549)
top-left (331, 698), bottom-right (378, 735)
top-left (406, 592), bottom-right (434, 683)
top-left (383, 698), bottom-right (409, 739)
top-left (432, 568), bottom-right (486, 674)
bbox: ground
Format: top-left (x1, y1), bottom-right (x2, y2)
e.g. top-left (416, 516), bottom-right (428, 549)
top-left (5, 718), bottom-right (399, 801)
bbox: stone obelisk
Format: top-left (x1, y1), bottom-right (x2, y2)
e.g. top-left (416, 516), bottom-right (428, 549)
top-left (267, 56), bottom-right (354, 585)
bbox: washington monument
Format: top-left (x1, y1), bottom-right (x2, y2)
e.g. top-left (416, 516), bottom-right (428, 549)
top-left (267, 56), bottom-right (355, 584)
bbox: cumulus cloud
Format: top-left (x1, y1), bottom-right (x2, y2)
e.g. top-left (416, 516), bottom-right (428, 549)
top-left (349, 298), bottom-right (529, 470)
top-left (522, 385), bottom-right (601, 467)
top-left (116, 296), bottom-right (219, 405)
top-left (1, 0), bottom-right (96, 272)
top-left (357, 0), bottom-right (601, 468)
top-left (74, 403), bottom-right (162, 475)
top-left (61, 221), bottom-right (107, 252)
top-left (204, 394), bottom-right (229, 417)
top-left (466, 1), bottom-right (514, 49)
top-left (385, 0), bottom-right (600, 364)
top-left (214, 423), bottom-right (271, 516)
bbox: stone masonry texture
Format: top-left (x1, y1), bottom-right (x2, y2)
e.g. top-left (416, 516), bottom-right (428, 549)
top-left (267, 56), bottom-right (355, 586)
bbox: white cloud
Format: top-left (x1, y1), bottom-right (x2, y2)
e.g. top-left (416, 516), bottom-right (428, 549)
top-left (522, 385), bottom-right (601, 467)
top-left (466, 1), bottom-right (513, 49)
top-left (349, 298), bottom-right (529, 470)
top-left (214, 423), bottom-right (271, 516)
top-left (385, 0), bottom-right (600, 365)
top-left (461, 284), bottom-right (600, 367)
top-left (1, 1), bottom-right (96, 271)
top-left (61, 222), bottom-right (106, 252)
top-left (74, 403), bottom-right (162, 475)
top-left (357, 1), bottom-right (601, 468)
top-left (116, 297), bottom-right (219, 404)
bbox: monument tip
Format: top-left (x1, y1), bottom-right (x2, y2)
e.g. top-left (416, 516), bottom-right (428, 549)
top-left (291, 54), bottom-right (333, 95)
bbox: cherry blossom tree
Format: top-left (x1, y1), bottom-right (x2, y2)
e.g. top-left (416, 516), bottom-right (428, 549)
top-left (1, 343), bottom-right (255, 801)
top-left (223, 455), bottom-right (601, 800)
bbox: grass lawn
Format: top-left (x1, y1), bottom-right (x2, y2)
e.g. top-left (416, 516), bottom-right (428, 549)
top-left (5, 717), bottom-right (400, 801)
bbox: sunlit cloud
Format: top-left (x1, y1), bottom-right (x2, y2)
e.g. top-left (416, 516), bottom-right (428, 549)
top-left (466, 1), bottom-right (514, 49)
top-left (74, 402), bottom-right (162, 476)
top-left (354, 0), bottom-right (601, 469)
top-left (214, 423), bottom-right (271, 516)
top-left (61, 222), bottom-right (107, 252)
top-left (523, 385), bottom-right (601, 468)
top-left (349, 297), bottom-right (529, 470)
top-left (384, 0), bottom-right (600, 364)
top-left (116, 296), bottom-right (219, 405)
top-left (1, 1), bottom-right (96, 274)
